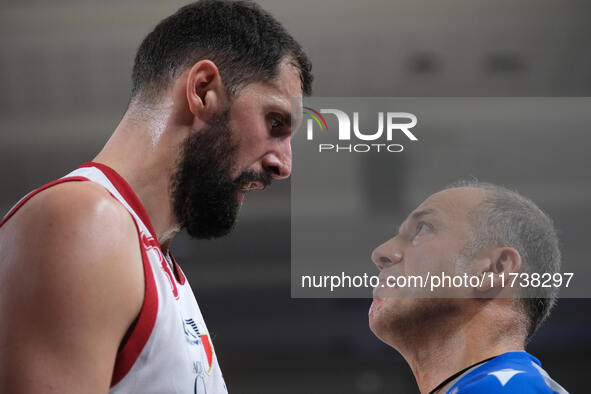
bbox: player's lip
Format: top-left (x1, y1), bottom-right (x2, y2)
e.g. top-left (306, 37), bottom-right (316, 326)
top-left (240, 181), bottom-right (266, 192)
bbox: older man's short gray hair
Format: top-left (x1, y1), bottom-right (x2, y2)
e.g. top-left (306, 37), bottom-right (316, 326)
top-left (447, 180), bottom-right (561, 340)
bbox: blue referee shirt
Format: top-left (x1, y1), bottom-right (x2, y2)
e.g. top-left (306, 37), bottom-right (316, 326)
top-left (444, 352), bottom-right (568, 394)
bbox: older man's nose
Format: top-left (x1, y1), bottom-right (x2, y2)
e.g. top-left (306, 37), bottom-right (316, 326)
top-left (371, 244), bottom-right (403, 270)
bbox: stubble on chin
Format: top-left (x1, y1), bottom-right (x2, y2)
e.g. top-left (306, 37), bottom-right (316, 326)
top-left (369, 297), bottom-right (462, 349)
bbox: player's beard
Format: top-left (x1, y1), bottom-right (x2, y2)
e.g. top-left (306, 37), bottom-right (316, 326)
top-left (170, 108), bottom-right (272, 239)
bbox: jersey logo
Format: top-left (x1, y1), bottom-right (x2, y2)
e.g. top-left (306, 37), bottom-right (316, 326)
top-left (488, 368), bottom-right (524, 386)
top-left (142, 232), bottom-right (179, 299)
top-left (183, 318), bottom-right (214, 373)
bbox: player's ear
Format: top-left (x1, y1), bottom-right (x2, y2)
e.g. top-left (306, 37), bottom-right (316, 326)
top-left (173, 60), bottom-right (226, 127)
top-left (473, 246), bottom-right (521, 294)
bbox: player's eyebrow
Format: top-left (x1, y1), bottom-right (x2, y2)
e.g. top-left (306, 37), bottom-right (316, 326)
top-left (398, 208), bottom-right (437, 234)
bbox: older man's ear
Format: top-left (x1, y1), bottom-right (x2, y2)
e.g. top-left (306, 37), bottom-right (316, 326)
top-left (472, 247), bottom-right (522, 294)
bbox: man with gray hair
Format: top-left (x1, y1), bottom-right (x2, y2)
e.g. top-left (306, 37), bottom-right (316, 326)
top-left (369, 181), bottom-right (568, 393)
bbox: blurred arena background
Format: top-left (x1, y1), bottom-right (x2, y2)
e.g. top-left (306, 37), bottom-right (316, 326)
top-left (1, 0), bottom-right (590, 392)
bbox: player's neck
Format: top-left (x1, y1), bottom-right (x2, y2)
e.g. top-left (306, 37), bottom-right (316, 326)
top-left (397, 307), bottom-right (525, 394)
top-left (93, 106), bottom-right (185, 251)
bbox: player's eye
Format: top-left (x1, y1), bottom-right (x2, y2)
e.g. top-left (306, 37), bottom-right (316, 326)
top-left (269, 115), bottom-right (284, 130)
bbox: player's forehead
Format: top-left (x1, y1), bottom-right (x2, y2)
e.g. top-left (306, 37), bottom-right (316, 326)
top-left (238, 58), bottom-right (302, 99)
top-left (269, 58), bottom-right (304, 99)
top-left (233, 59), bottom-right (304, 126)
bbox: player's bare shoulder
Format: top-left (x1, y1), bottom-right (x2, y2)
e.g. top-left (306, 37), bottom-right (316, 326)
top-left (0, 180), bottom-right (142, 282)
top-left (0, 180), bottom-right (144, 393)
top-left (0, 180), bottom-right (144, 313)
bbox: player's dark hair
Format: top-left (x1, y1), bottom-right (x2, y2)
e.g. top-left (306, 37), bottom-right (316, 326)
top-left (448, 180), bottom-right (561, 342)
top-left (130, 0), bottom-right (312, 103)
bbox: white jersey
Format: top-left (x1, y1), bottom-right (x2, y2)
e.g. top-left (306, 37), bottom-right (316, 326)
top-left (0, 162), bottom-right (228, 394)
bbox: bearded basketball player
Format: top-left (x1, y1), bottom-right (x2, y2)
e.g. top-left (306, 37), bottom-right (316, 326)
top-left (0, 1), bottom-right (312, 393)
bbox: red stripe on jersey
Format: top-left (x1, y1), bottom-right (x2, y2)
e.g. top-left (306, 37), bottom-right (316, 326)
top-left (110, 220), bottom-right (158, 386)
top-left (72, 163), bottom-right (158, 386)
top-left (200, 334), bottom-right (213, 372)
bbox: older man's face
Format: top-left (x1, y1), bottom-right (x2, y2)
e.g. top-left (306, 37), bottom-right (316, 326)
top-left (368, 187), bottom-right (486, 341)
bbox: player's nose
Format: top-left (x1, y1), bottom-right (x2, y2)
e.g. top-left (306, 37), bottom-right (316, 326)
top-left (371, 241), bottom-right (403, 270)
top-left (262, 142), bottom-right (292, 180)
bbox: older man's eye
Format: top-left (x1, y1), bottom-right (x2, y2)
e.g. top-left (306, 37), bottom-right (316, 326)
top-left (412, 222), bottom-right (431, 245)
top-left (416, 222), bottom-right (428, 234)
